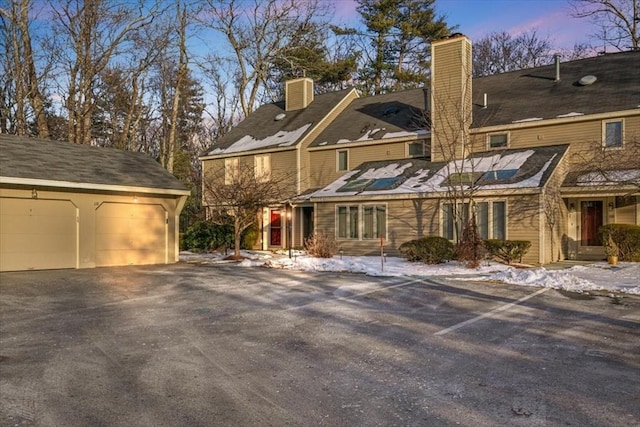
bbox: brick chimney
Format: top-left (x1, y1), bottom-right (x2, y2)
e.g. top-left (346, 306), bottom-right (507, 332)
top-left (285, 77), bottom-right (314, 111)
top-left (430, 34), bottom-right (472, 162)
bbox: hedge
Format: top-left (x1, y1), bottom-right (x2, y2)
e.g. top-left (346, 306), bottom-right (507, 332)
top-left (484, 239), bottom-right (532, 265)
top-left (398, 236), bottom-right (455, 264)
top-left (599, 224), bottom-right (640, 262)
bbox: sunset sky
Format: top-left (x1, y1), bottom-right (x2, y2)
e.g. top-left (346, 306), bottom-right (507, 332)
top-left (331, 0), bottom-right (594, 50)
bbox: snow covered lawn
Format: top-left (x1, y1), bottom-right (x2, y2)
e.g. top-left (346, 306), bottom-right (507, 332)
top-left (180, 251), bottom-right (640, 296)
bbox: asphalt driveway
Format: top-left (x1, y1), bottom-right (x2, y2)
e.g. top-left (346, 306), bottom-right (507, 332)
top-left (1, 263), bottom-right (639, 426)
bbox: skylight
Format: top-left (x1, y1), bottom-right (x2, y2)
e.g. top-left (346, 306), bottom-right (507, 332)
top-left (481, 169), bottom-right (518, 182)
top-left (366, 176), bottom-right (403, 191)
top-left (338, 179), bottom-right (372, 192)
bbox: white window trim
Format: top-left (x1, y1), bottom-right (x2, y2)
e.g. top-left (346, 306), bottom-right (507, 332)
top-left (487, 132), bottom-right (510, 150)
top-left (336, 203), bottom-right (388, 241)
top-left (602, 118), bottom-right (624, 149)
top-left (337, 149), bottom-right (349, 172)
top-left (441, 200), bottom-right (507, 241)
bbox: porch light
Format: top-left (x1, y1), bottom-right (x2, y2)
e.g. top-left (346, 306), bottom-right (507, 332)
top-left (608, 201), bottom-right (615, 210)
top-left (569, 203), bottom-right (575, 212)
top-left (31, 189), bottom-right (38, 199)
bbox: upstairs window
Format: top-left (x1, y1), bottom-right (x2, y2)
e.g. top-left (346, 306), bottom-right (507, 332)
top-left (603, 120), bottom-right (623, 148)
top-left (337, 150), bottom-right (349, 171)
top-left (254, 154), bottom-right (271, 182)
top-left (408, 141), bottom-right (426, 157)
top-left (488, 133), bottom-right (508, 149)
top-left (224, 157), bottom-right (239, 185)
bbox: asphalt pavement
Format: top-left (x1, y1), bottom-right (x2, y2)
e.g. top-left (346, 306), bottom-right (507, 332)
top-left (1, 263), bottom-right (639, 426)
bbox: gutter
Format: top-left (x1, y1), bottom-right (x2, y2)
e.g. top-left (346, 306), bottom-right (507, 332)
top-left (0, 176), bottom-right (191, 197)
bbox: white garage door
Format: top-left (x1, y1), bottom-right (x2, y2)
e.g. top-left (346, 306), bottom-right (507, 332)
top-left (0, 197), bottom-right (78, 271)
top-left (95, 202), bottom-right (167, 267)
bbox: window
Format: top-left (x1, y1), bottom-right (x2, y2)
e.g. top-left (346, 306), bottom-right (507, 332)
top-left (603, 120), bottom-right (623, 148)
top-left (488, 133), bottom-right (508, 149)
top-left (408, 141), bottom-right (426, 157)
top-left (224, 157), bottom-right (239, 185)
top-left (442, 201), bottom-right (505, 241)
top-left (337, 150), bottom-right (349, 171)
top-left (363, 205), bottom-right (386, 239)
top-left (337, 204), bottom-right (387, 240)
top-left (255, 154), bottom-right (271, 182)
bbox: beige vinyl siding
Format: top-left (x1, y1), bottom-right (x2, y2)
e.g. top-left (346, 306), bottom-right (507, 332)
top-left (309, 141), bottom-right (410, 189)
top-left (471, 115), bottom-right (640, 166)
top-left (507, 195), bottom-right (542, 265)
top-left (299, 89), bottom-right (358, 192)
top-left (615, 196), bottom-right (638, 224)
top-left (430, 36), bottom-right (473, 162)
top-left (315, 198), bottom-right (440, 257)
top-left (202, 150), bottom-right (298, 205)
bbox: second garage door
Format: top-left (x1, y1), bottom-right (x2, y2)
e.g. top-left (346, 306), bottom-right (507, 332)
top-left (95, 202), bottom-right (167, 267)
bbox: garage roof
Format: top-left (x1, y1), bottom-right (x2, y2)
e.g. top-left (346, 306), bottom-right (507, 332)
top-left (0, 135), bottom-right (190, 195)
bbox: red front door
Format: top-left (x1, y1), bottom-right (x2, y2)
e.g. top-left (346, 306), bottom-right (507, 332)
top-left (270, 210), bottom-right (282, 246)
top-left (581, 201), bottom-right (603, 246)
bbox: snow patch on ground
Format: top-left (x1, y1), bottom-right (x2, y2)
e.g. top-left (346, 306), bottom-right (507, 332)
top-left (180, 251), bottom-right (640, 295)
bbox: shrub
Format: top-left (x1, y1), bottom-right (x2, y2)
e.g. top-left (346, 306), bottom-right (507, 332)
top-left (241, 222), bottom-right (260, 250)
top-left (398, 236), bottom-right (455, 264)
top-left (305, 232), bottom-right (339, 258)
top-left (484, 239), bottom-right (532, 265)
top-left (600, 224), bottom-right (640, 262)
top-left (181, 220), bottom-right (233, 252)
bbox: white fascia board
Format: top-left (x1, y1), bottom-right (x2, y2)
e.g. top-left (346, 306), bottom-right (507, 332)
top-left (472, 109), bottom-right (639, 134)
top-left (309, 187), bottom-right (541, 203)
top-left (199, 146), bottom-right (295, 161)
top-left (309, 132), bottom-right (430, 152)
top-left (0, 176), bottom-right (191, 196)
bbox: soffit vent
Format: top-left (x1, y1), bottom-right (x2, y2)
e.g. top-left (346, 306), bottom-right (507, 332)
top-left (578, 75), bottom-right (597, 86)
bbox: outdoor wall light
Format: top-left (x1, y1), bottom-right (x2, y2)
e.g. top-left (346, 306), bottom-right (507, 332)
top-left (608, 201), bottom-right (615, 210)
top-left (31, 189), bottom-right (38, 199)
top-left (569, 203), bottom-right (575, 212)
top-left (133, 195), bottom-right (139, 203)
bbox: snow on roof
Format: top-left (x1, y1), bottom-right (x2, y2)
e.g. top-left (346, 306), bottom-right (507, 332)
top-left (576, 169), bottom-right (640, 185)
top-left (320, 129), bottom-right (428, 146)
top-left (311, 150), bottom-right (545, 198)
top-left (207, 123), bottom-right (312, 155)
top-left (556, 112), bottom-right (584, 118)
top-left (359, 163), bottom-right (412, 179)
top-left (512, 117), bottom-right (543, 123)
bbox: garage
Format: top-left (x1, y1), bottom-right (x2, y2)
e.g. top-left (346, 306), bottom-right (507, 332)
top-left (95, 202), bottom-right (167, 267)
top-left (0, 198), bottom-right (78, 271)
top-left (0, 135), bottom-right (190, 272)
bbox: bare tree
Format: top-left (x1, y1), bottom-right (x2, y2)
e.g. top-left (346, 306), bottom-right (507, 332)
top-left (472, 30), bottom-right (555, 77)
top-left (48, 0), bottom-right (159, 145)
top-left (199, 0), bottom-right (329, 116)
top-left (0, 0), bottom-right (50, 137)
top-left (203, 161), bottom-right (295, 259)
top-left (570, 0), bottom-right (639, 52)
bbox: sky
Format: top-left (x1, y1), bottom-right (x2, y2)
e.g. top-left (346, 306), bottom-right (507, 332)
top-left (330, 0), bottom-right (593, 50)
top-left (181, 250), bottom-right (640, 296)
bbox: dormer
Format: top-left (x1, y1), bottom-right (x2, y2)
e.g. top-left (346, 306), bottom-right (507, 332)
top-left (286, 77), bottom-right (314, 111)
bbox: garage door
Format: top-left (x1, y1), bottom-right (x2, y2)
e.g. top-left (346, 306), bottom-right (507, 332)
top-left (95, 202), bottom-right (167, 267)
top-left (0, 197), bottom-right (78, 271)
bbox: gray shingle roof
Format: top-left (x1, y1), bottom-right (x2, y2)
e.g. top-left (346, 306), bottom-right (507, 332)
top-left (0, 135), bottom-right (189, 193)
top-left (309, 145), bottom-right (568, 199)
top-left (202, 88), bottom-right (355, 156)
top-left (309, 88), bottom-right (428, 148)
top-left (473, 51), bottom-right (640, 127)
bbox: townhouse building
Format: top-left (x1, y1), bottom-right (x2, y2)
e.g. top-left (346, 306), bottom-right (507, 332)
top-left (200, 34), bottom-right (639, 265)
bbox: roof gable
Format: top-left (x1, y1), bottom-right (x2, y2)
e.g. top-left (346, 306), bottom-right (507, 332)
top-left (203, 88), bottom-right (355, 157)
top-left (0, 135), bottom-right (188, 194)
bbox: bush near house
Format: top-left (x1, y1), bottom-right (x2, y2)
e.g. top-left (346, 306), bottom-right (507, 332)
top-left (305, 232), bottom-right (340, 258)
top-left (181, 220), bottom-right (233, 252)
top-left (484, 239), bottom-right (532, 265)
top-left (398, 236), bottom-right (455, 264)
top-left (600, 224), bottom-right (640, 262)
